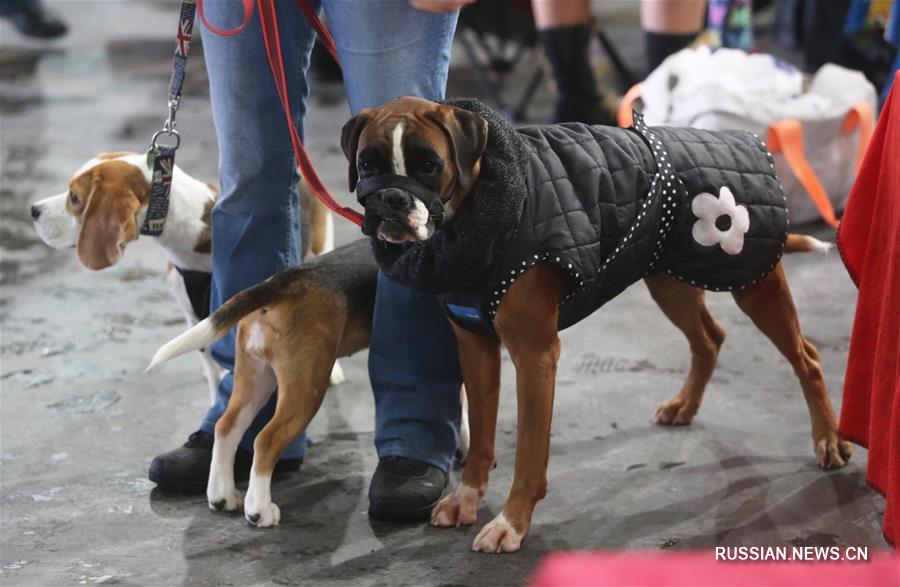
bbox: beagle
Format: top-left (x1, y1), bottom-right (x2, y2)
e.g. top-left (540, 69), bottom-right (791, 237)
top-left (31, 151), bottom-right (340, 403)
top-left (148, 238), bottom-right (471, 526)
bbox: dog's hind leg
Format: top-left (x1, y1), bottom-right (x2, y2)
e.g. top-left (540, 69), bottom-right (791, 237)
top-left (644, 275), bottom-right (725, 425)
top-left (243, 309), bottom-right (339, 528)
top-left (208, 320), bottom-right (276, 513)
top-left (731, 263), bottom-right (852, 469)
top-left (432, 326), bottom-right (500, 529)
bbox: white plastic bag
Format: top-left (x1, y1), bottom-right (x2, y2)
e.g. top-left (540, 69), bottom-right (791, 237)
top-left (637, 47), bottom-right (877, 226)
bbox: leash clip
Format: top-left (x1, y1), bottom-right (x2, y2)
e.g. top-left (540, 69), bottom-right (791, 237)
top-left (164, 96), bottom-right (180, 132)
top-left (150, 127), bottom-right (181, 151)
top-left (150, 97), bottom-right (182, 150)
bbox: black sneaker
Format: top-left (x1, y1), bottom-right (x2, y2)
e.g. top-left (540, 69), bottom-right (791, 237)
top-left (367, 457), bottom-right (447, 522)
top-left (3, 3), bottom-right (67, 39)
top-left (148, 430), bottom-right (301, 494)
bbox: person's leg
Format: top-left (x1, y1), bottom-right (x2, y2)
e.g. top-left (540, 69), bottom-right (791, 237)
top-left (323, 0), bottom-right (463, 519)
top-left (367, 275), bottom-right (463, 467)
top-left (200, 0), bottom-right (318, 462)
top-left (641, 0), bottom-right (706, 73)
top-left (149, 1), bottom-right (317, 493)
top-left (532, 0), bottom-right (611, 124)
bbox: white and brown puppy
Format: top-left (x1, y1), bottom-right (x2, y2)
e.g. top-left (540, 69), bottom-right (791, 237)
top-left (30, 151), bottom-right (340, 402)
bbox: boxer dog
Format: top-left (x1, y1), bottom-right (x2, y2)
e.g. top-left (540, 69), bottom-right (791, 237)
top-left (343, 96), bottom-right (852, 553)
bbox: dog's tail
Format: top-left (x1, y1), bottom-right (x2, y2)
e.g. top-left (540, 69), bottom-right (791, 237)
top-left (784, 234), bottom-right (832, 254)
top-left (147, 275), bottom-right (289, 371)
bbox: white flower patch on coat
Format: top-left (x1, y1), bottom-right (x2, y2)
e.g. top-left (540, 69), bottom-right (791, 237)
top-left (691, 186), bottom-right (750, 255)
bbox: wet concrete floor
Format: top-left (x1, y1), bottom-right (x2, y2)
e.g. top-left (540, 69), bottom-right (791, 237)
top-left (0, 2), bottom-right (889, 585)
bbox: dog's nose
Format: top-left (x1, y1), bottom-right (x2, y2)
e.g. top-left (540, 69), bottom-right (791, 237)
top-left (30, 205), bottom-right (41, 220)
top-left (378, 188), bottom-right (413, 210)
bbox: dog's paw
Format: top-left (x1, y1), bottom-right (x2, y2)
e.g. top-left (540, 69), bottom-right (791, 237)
top-left (431, 483), bottom-right (482, 527)
top-left (815, 433), bottom-right (852, 470)
top-left (655, 397), bottom-right (698, 426)
top-left (472, 513), bottom-right (525, 554)
top-left (245, 502), bottom-right (281, 528)
top-left (329, 360), bottom-right (346, 386)
top-left (208, 488), bottom-right (243, 513)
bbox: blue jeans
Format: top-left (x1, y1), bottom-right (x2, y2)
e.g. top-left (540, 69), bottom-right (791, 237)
top-left (0, 0), bottom-right (37, 13)
top-left (199, 0), bottom-right (463, 473)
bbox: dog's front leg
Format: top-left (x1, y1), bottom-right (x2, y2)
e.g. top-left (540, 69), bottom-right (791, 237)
top-left (471, 264), bottom-right (564, 554)
top-left (165, 264), bottom-right (223, 406)
top-left (432, 323), bottom-right (500, 528)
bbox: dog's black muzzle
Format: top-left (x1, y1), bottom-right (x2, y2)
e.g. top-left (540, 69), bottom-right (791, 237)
top-left (356, 174), bottom-right (446, 236)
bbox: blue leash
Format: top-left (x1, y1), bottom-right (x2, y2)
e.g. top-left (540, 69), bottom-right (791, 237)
top-left (142, 0), bottom-right (196, 237)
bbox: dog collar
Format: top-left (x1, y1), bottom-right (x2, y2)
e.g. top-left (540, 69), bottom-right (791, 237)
top-left (141, 146), bottom-right (176, 237)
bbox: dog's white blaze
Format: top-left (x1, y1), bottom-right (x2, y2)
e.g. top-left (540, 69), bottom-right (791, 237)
top-left (392, 123), bottom-right (406, 176)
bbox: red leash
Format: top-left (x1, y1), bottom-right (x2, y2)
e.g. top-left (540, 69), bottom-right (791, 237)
top-left (197, 0), bottom-right (365, 227)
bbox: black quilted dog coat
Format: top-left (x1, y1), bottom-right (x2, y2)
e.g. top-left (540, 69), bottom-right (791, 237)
top-left (371, 99), bottom-right (788, 336)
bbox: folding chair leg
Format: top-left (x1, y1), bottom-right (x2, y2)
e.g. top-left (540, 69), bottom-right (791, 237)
top-left (596, 28), bottom-right (638, 93)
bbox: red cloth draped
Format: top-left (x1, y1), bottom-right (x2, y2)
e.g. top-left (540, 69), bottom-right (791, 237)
top-left (837, 70), bottom-right (900, 548)
top-left (530, 552), bottom-right (900, 586)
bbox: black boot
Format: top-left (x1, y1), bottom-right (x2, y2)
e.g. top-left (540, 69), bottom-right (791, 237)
top-left (148, 430), bottom-right (302, 494)
top-left (1, 1), bottom-right (67, 39)
top-left (538, 24), bottom-right (613, 125)
top-left (368, 457), bottom-right (447, 522)
top-left (644, 31), bottom-right (698, 74)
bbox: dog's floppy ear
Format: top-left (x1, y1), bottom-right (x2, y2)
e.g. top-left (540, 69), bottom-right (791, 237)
top-left (425, 105), bottom-right (489, 195)
top-left (76, 182), bottom-right (141, 271)
top-left (340, 108), bottom-right (375, 192)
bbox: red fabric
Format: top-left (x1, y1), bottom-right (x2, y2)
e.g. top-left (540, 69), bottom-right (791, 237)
top-left (529, 552), bottom-right (900, 586)
top-left (837, 70), bottom-right (900, 548)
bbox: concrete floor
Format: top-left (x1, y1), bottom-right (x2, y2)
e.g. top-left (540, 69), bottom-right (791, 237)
top-left (0, 2), bottom-right (889, 586)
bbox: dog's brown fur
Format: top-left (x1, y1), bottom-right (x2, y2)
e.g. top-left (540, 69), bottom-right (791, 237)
top-left (70, 159), bottom-right (150, 270)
